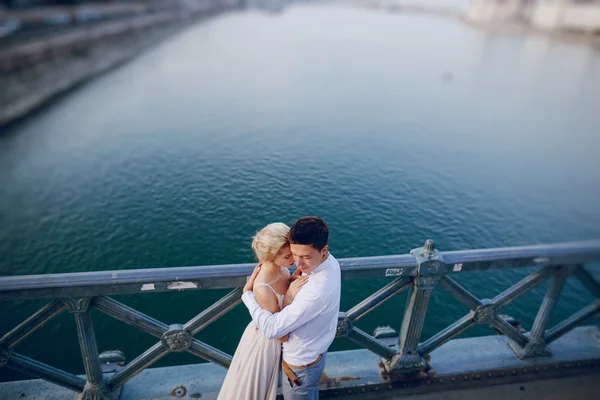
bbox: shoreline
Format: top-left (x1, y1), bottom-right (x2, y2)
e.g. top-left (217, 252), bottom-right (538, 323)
top-left (2, 1), bottom-right (599, 128)
top-left (0, 5), bottom-right (242, 128)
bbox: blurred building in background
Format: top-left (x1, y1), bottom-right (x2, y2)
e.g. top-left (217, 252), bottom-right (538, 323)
top-left (467, 0), bottom-right (532, 22)
top-left (532, 0), bottom-right (600, 30)
top-left (467, 0), bottom-right (600, 32)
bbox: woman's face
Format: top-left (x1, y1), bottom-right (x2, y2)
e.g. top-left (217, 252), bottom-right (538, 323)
top-left (273, 244), bottom-right (295, 268)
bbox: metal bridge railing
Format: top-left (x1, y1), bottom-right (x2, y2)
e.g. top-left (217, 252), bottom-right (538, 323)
top-left (1, 239), bottom-right (600, 399)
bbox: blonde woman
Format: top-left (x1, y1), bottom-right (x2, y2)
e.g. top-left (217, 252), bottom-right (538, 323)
top-left (218, 223), bottom-right (308, 400)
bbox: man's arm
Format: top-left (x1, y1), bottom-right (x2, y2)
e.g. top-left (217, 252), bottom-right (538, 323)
top-left (242, 289), bottom-right (323, 339)
top-left (277, 274), bottom-right (308, 342)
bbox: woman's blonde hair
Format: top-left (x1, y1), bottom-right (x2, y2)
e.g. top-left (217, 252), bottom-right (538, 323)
top-left (251, 223), bottom-right (290, 263)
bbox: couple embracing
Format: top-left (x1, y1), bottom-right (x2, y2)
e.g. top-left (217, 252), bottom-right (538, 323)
top-left (218, 216), bottom-right (341, 400)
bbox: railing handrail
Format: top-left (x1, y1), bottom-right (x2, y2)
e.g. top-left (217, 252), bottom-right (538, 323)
top-left (1, 239), bottom-right (599, 300)
top-left (2, 239), bottom-right (600, 398)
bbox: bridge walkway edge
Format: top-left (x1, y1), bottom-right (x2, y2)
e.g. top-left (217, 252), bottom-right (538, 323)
top-left (1, 325), bottom-right (599, 399)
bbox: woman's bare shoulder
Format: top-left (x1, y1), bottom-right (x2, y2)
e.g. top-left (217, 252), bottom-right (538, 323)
top-left (253, 275), bottom-right (280, 313)
top-left (253, 269), bottom-right (269, 284)
top-left (254, 266), bottom-right (280, 285)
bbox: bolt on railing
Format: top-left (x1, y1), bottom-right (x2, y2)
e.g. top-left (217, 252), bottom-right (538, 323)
top-left (1, 239), bottom-right (600, 398)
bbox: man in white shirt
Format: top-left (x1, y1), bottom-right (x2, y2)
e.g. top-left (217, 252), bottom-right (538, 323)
top-left (242, 216), bottom-right (341, 400)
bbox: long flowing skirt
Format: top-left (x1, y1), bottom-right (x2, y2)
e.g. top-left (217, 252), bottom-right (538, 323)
top-left (217, 321), bottom-right (281, 400)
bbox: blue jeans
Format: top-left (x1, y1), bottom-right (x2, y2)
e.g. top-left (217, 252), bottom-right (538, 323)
top-left (281, 353), bottom-right (326, 400)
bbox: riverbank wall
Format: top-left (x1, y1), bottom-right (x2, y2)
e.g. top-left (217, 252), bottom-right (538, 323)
top-left (0, 1), bottom-right (244, 127)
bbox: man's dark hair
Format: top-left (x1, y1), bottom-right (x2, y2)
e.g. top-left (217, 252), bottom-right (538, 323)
top-left (288, 216), bottom-right (329, 251)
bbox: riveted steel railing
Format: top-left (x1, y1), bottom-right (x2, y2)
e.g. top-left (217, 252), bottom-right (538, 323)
top-left (1, 240), bottom-right (600, 398)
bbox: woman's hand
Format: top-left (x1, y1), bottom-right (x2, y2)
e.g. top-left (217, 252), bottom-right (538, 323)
top-left (290, 268), bottom-right (303, 281)
top-left (286, 275), bottom-right (308, 300)
top-left (243, 264), bottom-right (261, 293)
top-left (277, 334), bottom-right (289, 343)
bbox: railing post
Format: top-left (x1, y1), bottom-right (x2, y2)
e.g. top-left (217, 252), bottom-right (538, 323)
top-left (63, 298), bottom-right (119, 400)
top-left (384, 240), bottom-right (444, 374)
top-left (512, 266), bottom-right (568, 358)
top-left (0, 345), bottom-right (12, 368)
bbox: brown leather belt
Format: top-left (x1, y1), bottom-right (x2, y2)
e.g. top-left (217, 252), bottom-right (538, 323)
top-left (281, 355), bottom-right (323, 387)
top-left (285, 354), bottom-right (323, 370)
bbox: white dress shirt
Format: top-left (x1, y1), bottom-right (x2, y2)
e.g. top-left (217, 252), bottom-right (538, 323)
top-left (242, 253), bottom-right (341, 366)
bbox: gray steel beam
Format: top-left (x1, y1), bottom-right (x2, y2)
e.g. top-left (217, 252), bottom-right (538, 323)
top-left (346, 277), bottom-right (411, 321)
top-left (0, 300), bottom-right (65, 349)
top-left (530, 271), bottom-right (567, 341)
top-left (184, 288), bottom-right (242, 335)
top-left (187, 340), bottom-right (232, 368)
top-left (438, 276), bottom-right (482, 310)
top-left (397, 282), bottom-right (434, 358)
top-left (73, 310), bottom-right (104, 386)
top-left (107, 342), bottom-right (168, 388)
top-left (0, 256), bottom-right (417, 300)
top-left (1, 240), bottom-right (598, 300)
top-left (346, 327), bottom-right (396, 360)
top-left (7, 352), bottom-right (86, 392)
top-left (63, 297), bottom-right (108, 398)
top-left (573, 265), bottom-right (600, 299)
top-left (440, 240), bottom-right (600, 272)
top-left (418, 313), bottom-right (475, 356)
top-left (493, 266), bottom-right (557, 308)
top-left (491, 315), bottom-right (529, 348)
top-left (387, 276), bottom-right (439, 372)
top-left (384, 241), bottom-right (445, 374)
top-left (545, 301), bottom-right (600, 344)
top-left (514, 269), bottom-right (567, 358)
top-left (108, 331), bottom-right (231, 387)
top-left (94, 295), bottom-right (233, 370)
top-left (92, 296), bottom-right (168, 338)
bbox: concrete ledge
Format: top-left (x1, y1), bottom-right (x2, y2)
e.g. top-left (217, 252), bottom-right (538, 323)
top-left (1, 326), bottom-right (599, 400)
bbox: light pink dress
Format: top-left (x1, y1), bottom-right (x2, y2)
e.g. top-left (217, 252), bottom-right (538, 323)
top-left (217, 283), bottom-right (285, 400)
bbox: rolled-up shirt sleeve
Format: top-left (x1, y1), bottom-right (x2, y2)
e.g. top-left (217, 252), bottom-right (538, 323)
top-left (242, 289), bottom-right (323, 339)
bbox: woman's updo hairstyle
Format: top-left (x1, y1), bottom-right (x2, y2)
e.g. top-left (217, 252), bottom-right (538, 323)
top-left (251, 223), bottom-right (290, 263)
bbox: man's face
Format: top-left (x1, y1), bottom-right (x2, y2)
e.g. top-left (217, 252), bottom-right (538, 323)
top-left (290, 243), bottom-right (328, 275)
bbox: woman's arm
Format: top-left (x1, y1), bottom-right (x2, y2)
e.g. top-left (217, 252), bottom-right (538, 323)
top-left (277, 333), bottom-right (289, 342)
top-left (254, 286), bottom-right (280, 314)
top-left (277, 276), bottom-right (310, 343)
top-left (277, 269), bottom-right (292, 342)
